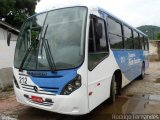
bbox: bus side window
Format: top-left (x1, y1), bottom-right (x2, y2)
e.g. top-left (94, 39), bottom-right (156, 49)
top-left (88, 20), bottom-right (95, 53)
top-left (133, 31), bottom-right (140, 49)
top-left (123, 25), bottom-right (134, 49)
top-left (88, 16), bottom-right (108, 70)
top-left (140, 34), bottom-right (145, 50)
top-left (108, 17), bottom-right (123, 49)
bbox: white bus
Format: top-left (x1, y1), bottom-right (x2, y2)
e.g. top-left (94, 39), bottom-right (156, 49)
top-left (7, 4), bottom-right (149, 115)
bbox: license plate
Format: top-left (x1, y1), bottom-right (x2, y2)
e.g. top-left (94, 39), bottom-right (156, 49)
top-left (31, 96), bottom-right (44, 103)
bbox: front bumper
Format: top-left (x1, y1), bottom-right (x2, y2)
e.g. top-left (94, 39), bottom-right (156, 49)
top-left (14, 84), bottom-right (89, 115)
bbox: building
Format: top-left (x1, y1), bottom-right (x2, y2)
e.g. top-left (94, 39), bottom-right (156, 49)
top-left (149, 40), bottom-right (160, 61)
top-left (0, 20), bottom-right (19, 68)
top-left (0, 20), bottom-right (19, 41)
top-left (0, 20), bottom-right (19, 89)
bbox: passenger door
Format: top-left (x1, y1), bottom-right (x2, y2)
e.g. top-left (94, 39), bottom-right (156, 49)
top-left (87, 14), bottom-right (110, 110)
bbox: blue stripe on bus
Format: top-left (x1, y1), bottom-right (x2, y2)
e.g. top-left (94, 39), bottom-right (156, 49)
top-left (29, 69), bottom-right (77, 95)
top-left (112, 50), bottom-right (144, 81)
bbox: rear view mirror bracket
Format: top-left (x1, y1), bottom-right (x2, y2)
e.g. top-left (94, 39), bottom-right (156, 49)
top-left (7, 32), bottom-right (11, 46)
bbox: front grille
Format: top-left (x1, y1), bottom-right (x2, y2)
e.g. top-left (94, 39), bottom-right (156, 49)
top-left (21, 84), bottom-right (59, 95)
top-left (39, 86), bottom-right (59, 93)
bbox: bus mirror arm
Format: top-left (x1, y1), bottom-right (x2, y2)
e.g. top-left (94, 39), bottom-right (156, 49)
top-left (7, 32), bottom-right (11, 46)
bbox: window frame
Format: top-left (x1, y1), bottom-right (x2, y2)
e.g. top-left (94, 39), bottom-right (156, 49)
top-left (133, 30), bottom-right (140, 49)
top-left (123, 24), bottom-right (134, 50)
top-left (107, 16), bottom-right (124, 50)
top-left (139, 34), bottom-right (145, 50)
top-left (88, 14), bottom-right (109, 71)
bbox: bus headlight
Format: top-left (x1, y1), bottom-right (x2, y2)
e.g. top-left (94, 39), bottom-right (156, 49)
top-left (61, 75), bottom-right (81, 95)
top-left (75, 80), bottom-right (81, 87)
top-left (67, 84), bottom-right (73, 92)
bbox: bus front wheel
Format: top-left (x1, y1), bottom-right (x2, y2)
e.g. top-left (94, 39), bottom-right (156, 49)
top-left (108, 75), bottom-right (117, 104)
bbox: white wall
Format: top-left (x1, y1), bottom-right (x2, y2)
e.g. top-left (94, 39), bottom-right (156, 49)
top-left (0, 40), bottom-right (16, 68)
top-left (0, 39), bottom-right (16, 89)
top-left (0, 27), bottom-right (18, 89)
top-left (0, 27), bottom-right (7, 40)
top-left (0, 27), bottom-right (18, 68)
top-left (0, 27), bottom-right (18, 41)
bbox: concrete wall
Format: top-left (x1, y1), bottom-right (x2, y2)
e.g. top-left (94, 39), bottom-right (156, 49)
top-left (0, 68), bottom-right (13, 89)
top-left (0, 27), bottom-right (17, 89)
top-left (149, 41), bottom-right (160, 61)
top-left (0, 40), bottom-right (16, 68)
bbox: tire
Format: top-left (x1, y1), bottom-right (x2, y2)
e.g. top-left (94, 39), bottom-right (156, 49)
top-left (117, 79), bottom-right (122, 96)
top-left (108, 75), bottom-right (117, 104)
top-left (139, 63), bottom-right (145, 79)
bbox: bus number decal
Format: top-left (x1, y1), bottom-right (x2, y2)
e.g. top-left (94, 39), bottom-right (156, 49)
top-left (19, 76), bottom-right (28, 84)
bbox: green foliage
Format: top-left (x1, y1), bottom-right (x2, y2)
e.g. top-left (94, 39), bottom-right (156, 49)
top-left (0, 0), bottom-right (40, 29)
top-left (157, 32), bottom-right (160, 40)
top-left (137, 25), bottom-right (160, 40)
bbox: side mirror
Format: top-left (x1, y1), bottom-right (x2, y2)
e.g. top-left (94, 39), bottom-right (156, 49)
top-left (96, 23), bottom-right (103, 39)
top-left (7, 32), bottom-right (11, 46)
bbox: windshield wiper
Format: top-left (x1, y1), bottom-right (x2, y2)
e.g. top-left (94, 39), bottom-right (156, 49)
top-left (19, 25), bottom-right (56, 72)
top-left (19, 39), bottom-right (39, 72)
top-left (41, 25), bottom-right (56, 72)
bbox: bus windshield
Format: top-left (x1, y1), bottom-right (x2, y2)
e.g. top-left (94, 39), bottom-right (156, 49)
top-left (14, 7), bottom-right (87, 71)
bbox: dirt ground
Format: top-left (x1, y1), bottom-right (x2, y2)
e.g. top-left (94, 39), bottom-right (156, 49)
top-left (0, 62), bottom-right (160, 120)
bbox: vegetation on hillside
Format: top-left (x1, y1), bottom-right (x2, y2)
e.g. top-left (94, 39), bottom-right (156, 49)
top-left (137, 25), bottom-right (160, 40)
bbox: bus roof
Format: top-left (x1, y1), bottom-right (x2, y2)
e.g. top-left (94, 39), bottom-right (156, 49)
top-left (97, 7), bottom-right (147, 37)
top-left (35, 3), bottom-right (147, 37)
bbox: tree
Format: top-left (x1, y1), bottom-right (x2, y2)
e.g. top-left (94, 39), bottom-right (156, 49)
top-left (157, 32), bottom-right (160, 40)
top-left (0, 0), bottom-right (40, 29)
top-left (137, 25), bottom-right (160, 40)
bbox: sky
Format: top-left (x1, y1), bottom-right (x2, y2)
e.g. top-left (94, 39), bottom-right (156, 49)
top-left (36, 0), bottom-right (160, 27)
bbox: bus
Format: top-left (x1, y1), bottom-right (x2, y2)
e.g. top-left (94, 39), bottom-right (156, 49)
top-left (7, 4), bottom-right (149, 115)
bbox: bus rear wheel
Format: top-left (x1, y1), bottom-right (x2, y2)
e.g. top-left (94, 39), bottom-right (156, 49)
top-left (139, 63), bottom-right (145, 79)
